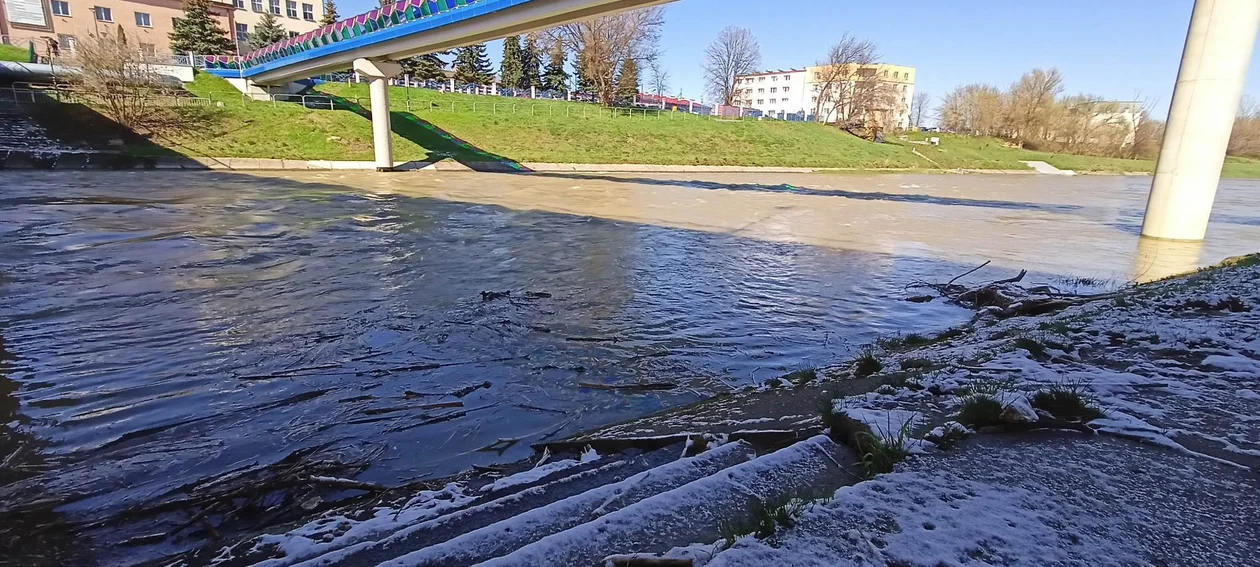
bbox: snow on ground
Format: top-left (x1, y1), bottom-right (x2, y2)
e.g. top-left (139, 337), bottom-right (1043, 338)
top-left (210, 483), bottom-right (475, 567)
top-left (694, 256), bottom-right (1260, 565)
top-left (478, 447), bottom-right (598, 493)
top-left (703, 434), bottom-right (1260, 566)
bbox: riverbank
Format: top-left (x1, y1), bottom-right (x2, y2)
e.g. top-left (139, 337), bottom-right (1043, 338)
top-left (13, 72), bottom-right (1260, 177)
top-left (583, 253), bottom-right (1260, 565)
top-left (175, 253), bottom-right (1260, 566)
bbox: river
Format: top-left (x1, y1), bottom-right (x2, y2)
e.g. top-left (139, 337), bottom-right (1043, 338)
top-left (1, 170), bottom-right (1258, 563)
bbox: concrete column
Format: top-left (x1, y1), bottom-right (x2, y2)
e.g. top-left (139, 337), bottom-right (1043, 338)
top-left (353, 58), bottom-right (403, 171)
top-left (1142, 0), bottom-right (1260, 241)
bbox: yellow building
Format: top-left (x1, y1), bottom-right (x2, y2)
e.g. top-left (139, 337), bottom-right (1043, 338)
top-left (804, 63), bottom-right (915, 129)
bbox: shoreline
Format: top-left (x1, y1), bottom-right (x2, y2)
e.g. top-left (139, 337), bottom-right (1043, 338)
top-left (0, 151), bottom-right (1155, 175)
top-left (170, 253), bottom-right (1260, 566)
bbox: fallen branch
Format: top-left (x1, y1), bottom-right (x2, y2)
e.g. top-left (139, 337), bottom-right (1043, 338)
top-left (578, 382), bottom-right (677, 391)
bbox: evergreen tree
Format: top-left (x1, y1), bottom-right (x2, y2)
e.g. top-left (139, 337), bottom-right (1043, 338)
top-left (574, 49), bottom-right (592, 93)
top-left (401, 52), bottom-right (448, 81)
top-left (318, 0), bottom-right (338, 25)
top-left (248, 12), bottom-right (288, 51)
top-left (499, 36), bottom-right (524, 89)
top-left (453, 43), bottom-right (494, 84)
top-left (522, 34), bottom-right (541, 89)
top-left (169, 0), bottom-right (234, 55)
top-left (616, 57), bottom-right (639, 105)
top-left (540, 38), bottom-right (569, 92)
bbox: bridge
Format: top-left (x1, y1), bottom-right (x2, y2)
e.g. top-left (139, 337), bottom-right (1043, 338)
top-left (208, 0), bottom-right (670, 175)
top-left (209, 0), bottom-right (1254, 242)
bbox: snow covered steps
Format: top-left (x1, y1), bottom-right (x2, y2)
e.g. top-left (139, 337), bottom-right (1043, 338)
top-left (280, 441), bottom-right (757, 567)
top-left (220, 447), bottom-right (681, 566)
top-left (466, 435), bottom-right (854, 567)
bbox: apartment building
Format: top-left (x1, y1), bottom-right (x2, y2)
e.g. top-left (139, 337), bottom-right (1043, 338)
top-left (227, 0), bottom-right (323, 53)
top-left (735, 63), bottom-right (916, 128)
top-left (734, 68), bottom-right (809, 121)
top-left (1, 0), bottom-right (323, 56)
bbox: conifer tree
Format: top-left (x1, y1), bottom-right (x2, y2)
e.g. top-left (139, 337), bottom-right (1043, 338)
top-left (499, 36), bottom-right (524, 89)
top-left (540, 38), bottom-right (570, 92)
top-left (169, 0), bottom-right (234, 54)
top-left (318, 0), bottom-right (338, 25)
top-left (248, 12), bottom-right (288, 51)
top-left (615, 57), bottom-right (639, 104)
top-left (453, 43), bottom-right (494, 84)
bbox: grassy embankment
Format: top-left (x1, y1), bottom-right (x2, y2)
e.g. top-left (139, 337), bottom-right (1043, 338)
top-left (0, 43), bottom-right (31, 62)
top-left (895, 130), bottom-right (1260, 179)
top-left (27, 72), bottom-right (1260, 177)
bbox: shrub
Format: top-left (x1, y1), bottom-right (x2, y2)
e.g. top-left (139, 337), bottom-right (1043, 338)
top-left (957, 396), bottom-right (1004, 428)
top-left (854, 351), bottom-right (883, 377)
top-left (1031, 383), bottom-right (1102, 422)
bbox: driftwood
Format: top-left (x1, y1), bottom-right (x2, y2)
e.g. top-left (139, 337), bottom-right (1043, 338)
top-left (909, 261), bottom-right (1120, 320)
top-left (606, 557), bottom-right (694, 567)
top-left (578, 382), bottom-right (677, 391)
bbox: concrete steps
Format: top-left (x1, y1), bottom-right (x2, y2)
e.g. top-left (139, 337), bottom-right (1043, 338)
top-left (247, 436), bottom-right (856, 567)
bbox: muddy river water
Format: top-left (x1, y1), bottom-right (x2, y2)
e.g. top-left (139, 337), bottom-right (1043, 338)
top-left (2, 170), bottom-right (1258, 561)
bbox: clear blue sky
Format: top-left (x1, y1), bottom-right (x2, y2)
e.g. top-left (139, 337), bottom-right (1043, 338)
top-left (338, 0), bottom-right (1260, 119)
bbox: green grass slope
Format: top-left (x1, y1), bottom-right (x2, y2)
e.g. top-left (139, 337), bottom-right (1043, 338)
top-left (19, 73), bottom-right (1260, 177)
top-left (314, 82), bottom-right (923, 168)
top-left (0, 43), bottom-right (32, 62)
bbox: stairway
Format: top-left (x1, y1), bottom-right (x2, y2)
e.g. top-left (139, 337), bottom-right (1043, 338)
top-left (219, 436), bottom-right (857, 567)
top-left (0, 105), bottom-right (68, 152)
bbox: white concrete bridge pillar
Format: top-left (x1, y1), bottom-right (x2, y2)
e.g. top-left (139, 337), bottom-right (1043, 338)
top-left (353, 58), bottom-right (404, 171)
top-left (1142, 0), bottom-right (1260, 241)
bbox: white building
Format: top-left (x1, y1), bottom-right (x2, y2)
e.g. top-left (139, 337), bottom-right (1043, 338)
top-left (735, 63), bottom-right (916, 128)
top-left (734, 68), bottom-right (809, 121)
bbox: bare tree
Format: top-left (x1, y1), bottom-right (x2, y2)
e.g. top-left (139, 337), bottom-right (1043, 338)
top-left (702, 26), bottom-right (760, 106)
top-left (910, 90), bottom-right (931, 129)
top-left (549, 7), bottom-right (664, 106)
top-left (648, 57), bottom-right (670, 96)
top-left (938, 83), bottom-right (1005, 136)
top-left (1006, 67), bottom-right (1063, 143)
top-left (71, 29), bottom-right (166, 129)
top-left (1229, 95), bottom-right (1260, 158)
top-left (811, 34), bottom-right (878, 125)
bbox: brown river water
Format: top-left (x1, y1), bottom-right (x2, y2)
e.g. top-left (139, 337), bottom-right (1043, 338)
top-left (1, 170), bottom-right (1258, 563)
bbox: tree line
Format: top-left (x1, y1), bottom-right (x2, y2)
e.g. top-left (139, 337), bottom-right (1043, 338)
top-left (937, 69), bottom-right (1162, 159)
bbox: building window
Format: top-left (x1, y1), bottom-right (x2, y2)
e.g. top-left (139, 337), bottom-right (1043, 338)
top-left (134, 12), bottom-right (151, 27)
top-left (234, 0), bottom-right (244, 6)
top-left (893, 71), bottom-right (899, 79)
top-left (51, 0), bottom-right (70, 16)
top-left (269, 0), bottom-right (280, 14)
top-left (756, 99), bottom-right (763, 105)
top-left (302, 3), bottom-right (313, 20)
top-left (771, 76), bottom-right (777, 81)
top-left (285, 0), bottom-right (297, 18)
top-left (287, 30), bottom-right (298, 37)
top-left (235, 22), bottom-right (249, 41)
top-left (758, 77), bottom-right (764, 82)
top-left (251, 0), bottom-right (263, 11)
top-left (93, 6), bottom-right (112, 21)
top-left (882, 70), bottom-right (888, 77)
top-left (57, 34), bottom-right (76, 52)
top-left (770, 87), bottom-right (777, 93)
top-left (783, 75), bottom-right (790, 81)
top-left (783, 86), bottom-right (790, 92)
top-left (757, 88), bottom-right (764, 94)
